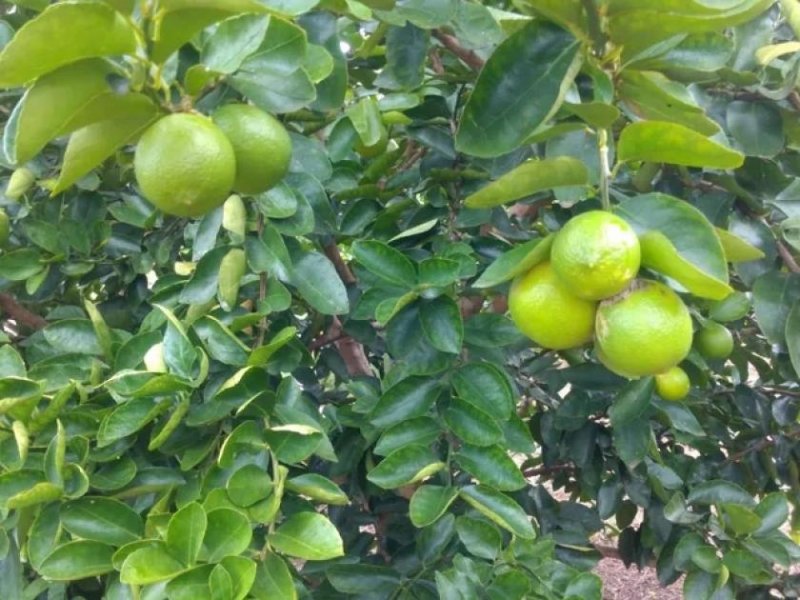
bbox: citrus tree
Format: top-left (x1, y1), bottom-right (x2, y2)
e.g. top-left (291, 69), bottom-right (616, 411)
top-left (1, 0), bottom-right (800, 598)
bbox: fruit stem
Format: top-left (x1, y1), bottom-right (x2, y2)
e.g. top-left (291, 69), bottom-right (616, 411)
top-left (598, 128), bottom-right (612, 211)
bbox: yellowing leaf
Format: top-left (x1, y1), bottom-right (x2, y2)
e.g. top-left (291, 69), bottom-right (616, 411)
top-left (715, 227), bottom-right (766, 262)
top-left (640, 230), bottom-right (733, 300)
top-left (756, 41), bottom-right (800, 65)
top-left (465, 158), bottom-right (588, 209)
top-left (618, 121), bottom-right (744, 169)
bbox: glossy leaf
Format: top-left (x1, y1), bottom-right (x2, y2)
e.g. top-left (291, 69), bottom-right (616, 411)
top-left (451, 363), bottom-right (514, 419)
top-left (464, 158), bottom-right (588, 209)
top-left (409, 485), bottom-right (458, 528)
top-left (38, 540), bottom-right (115, 580)
top-left (60, 497), bottom-right (143, 547)
top-left (455, 444), bottom-right (526, 491)
top-left (352, 240), bottom-right (417, 288)
top-left (268, 512), bottom-right (343, 560)
top-left (459, 485), bottom-right (535, 539)
top-left (370, 377), bottom-right (441, 428)
top-left (0, 2), bottom-right (137, 88)
top-left (419, 296), bottom-right (463, 354)
top-left (166, 502), bottom-right (207, 567)
top-left (617, 121), bottom-right (745, 169)
top-left (200, 508), bottom-right (252, 563)
top-left (367, 445), bottom-right (445, 489)
top-left (455, 21), bottom-right (582, 157)
top-left (120, 542), bottom-right (185, 585)
top-left (252, 553), bottom-right (297, 600)
top-left (289, 252), bottom-right (349, 315)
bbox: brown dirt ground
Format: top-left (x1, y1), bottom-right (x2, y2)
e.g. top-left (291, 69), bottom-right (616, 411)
top-left (595, 558), bottom-right (683, 600)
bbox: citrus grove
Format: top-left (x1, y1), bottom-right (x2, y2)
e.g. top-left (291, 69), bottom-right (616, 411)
top-left (1, 1), bottom-right (800, 599)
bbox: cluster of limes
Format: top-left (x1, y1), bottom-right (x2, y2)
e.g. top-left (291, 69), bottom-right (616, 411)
top-left (508, 211), bottom-right (734, 401)
top-left (134, 105), bottom-right (292, 218)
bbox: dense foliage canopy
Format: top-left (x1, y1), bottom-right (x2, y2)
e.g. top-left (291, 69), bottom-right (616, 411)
top-left (1, 0), bottom-right (800, 599)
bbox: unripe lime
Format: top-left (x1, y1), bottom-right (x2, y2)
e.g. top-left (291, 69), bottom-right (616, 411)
top-left (218, 248), bottom-right (247, 310)
top-left (134, 113), bottom-right (235, 218)
top-left (695, 321), bottom-right (734, 360)
top-left (595, 280), bottom-right (692, 377)
top-left (143, 342), bottom-right (167, 373)
top-left (213, 104), bottom-right (292, 195)
top-left (508, 261), bottom-right (597, 350)
top-left (222, 194), bottom-right (247, 241)
top-left (5, 167), bottom-right (35, 200)
top-left (655, 366), bottom-right (690, 402)
top-left (551, 211), bottom-right (641, 301)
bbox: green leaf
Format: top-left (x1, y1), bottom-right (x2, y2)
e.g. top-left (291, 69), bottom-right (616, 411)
top-left (0, 377), bottom-right (42, 419)
top-left (380, 23), bottom-right (428, 90)
top-left (0, 346), bottom-right (25, 379)
top-left (346, 96), bottom-right (384, 147)
top-left (409, 485), bottom-right (458, 527)
top-left (688, 480), bottom-right (756, 507)
top-left (374, 417), bottom-right (442, 456)
top-left (194, 317), bottom-right (249, 366)
top-left (754, 493), bottom-right (790, 535)
top-left (618, 70), bottom-right (720, 136)
top-left (352, 240), bottom-right (417, 288)
top-left (0, 2), bottom-right (137, 88)
top-left (201, 14), bottom-right (268, 74)
top-left (6, 481), bottom-right (61, 509)
top-left (367, 445), bottom-right (445, 489)
top-left (0, 249), bottom-right (42, 281)
top-left (617, 193), bottom-right (730, 286)
top-left (226, 464), bottom-right (273, 507)
top-left (38, 540), bottom-right (115, 580)
top-left (455, 444), bottom-right (526, 491)
top-left (609, 377), bottom-right (654, 426)
top-left (252, 553), bottom-right (297, 600)
top-left (9, 60), bottom-right (153, 165)
top-left (219, 556), bottom-right (257, 600)
top-left (444, 397), bottom-right (504, 447)
top-left (786, 302), bottom-right (800, 379)
top-left (726, 101), bottom-right (784, 158)
top-left (120, 542), bottom-right (186, 585)
top-left (289, 251), bottom-right (349, 315)
top-left (607, 0), bottom-right (772, 59)
top-left (617, 121), bottom-right (744, 169)
top-left (327, 564), bottom-right (402, 594)
top-left (151, 0), bottom-right (270, 63)
top-left (285, 474), bottom-right (348, 505)
top-left (44, 319), bottom-right (102, 355)
top-left (455, 516), bottom-right (502, 560)
top-left (639, 231), bottom-right (732, 300)
top-left (268, 512), bottom-right (343, 560)
top-left (682, 569), bottom-right (715, 600)
top-left (455, 21), bottom-right (582, 157)
top-left (419, 296), bottom-right (463, 354)
top-left (459, 485), bottom-right (535, 539)
top-left (753, 272), bottom-right (800, 344)
top-left (473, 235), bottom-right (554, 289)
top-left (370, 376), bottom-right (441, 428)
top-left (451, 363), bottom-right (514, 419)
top-left (97, 397), bottom-right (169, 446)
top-left (166, 502), bottom-right (207, 567)
top-left (200, 508), bottom-right (252, 563)
top-left (613, 416), bottom-right (651, 468)
top-left (166, 565), bottom-right (214, 600)
top-left (721, 503), bottom-right (762, 536)
top-left (565, 101), bottom-right (620, 128)
top-left (60, 497), bottom-right (144, 547)
top-left (464, 158), bottom-right (587, 209)
top-left (723, 548), bottom-right (769, 580)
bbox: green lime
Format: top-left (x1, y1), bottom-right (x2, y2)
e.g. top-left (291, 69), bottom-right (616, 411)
top-left (213, 104), bottom-right (292, 195)
top-left (551, 211), bottom-right (641, 301)
top-left (509, 261), bottom-right (597, 350)
top-left (134, 113), bottom-right (235, 217)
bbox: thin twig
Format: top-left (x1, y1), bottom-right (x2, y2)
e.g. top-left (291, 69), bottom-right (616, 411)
top-left (777, 240), bottom-right (800, 274)
top-left (432, 30), bottom-right (485, 71)
top-left (0, 293), bottom-right (47, 330)
top-left (309, 317), bottom-right (345, 351)
top-left (523, 463), bottom-right (575, 478)
top-left (323, 242), bottom-right (356, 284)
top-left (253, 215), bottom-right (269, 348)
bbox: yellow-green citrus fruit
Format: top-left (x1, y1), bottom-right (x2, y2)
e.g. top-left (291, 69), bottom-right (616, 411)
top-left (218, 248), bottom-right (247, 310)
top-left (134, 113), bottom-right (235, 217)
top-left (508, 261), bottom-right (597, 350)
top-left (655, 366), bottom-right (690, 402)
top-left (595, 280), bottom-right (692, 377)
top-left (213, 104), bottom-right (292, 195)
top-left (355, 126), bottom-right (389, 159)
top-left (222, 194), bottom-right (247, 240)
top-left (0, 208), bottom-right (9, 246)
top-left (695, 321), bottom-right (734, 360)
top-left (551, 211), bottom-right (641, 301)
top-left (5, 167), bottom-right (35, 200)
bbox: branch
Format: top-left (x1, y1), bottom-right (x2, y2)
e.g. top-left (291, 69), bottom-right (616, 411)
top-left (0, 293), bottom-right (47, 330)
top-left (309, 317), bottom-right (344, 351)
top-left (324, 241), bottom-right (357, 285)
top-left (777, 240), bottom-right (800, 274)
top-left (523, 463), bottom-right (575, 478)
top-left (254, 215), bottom-right (269, 348)
top-left (432, 30), bottom-right (485, 71)
top-left (320, 243), bottom-right (371, 376)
